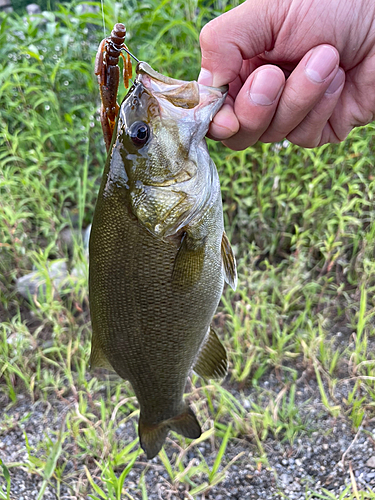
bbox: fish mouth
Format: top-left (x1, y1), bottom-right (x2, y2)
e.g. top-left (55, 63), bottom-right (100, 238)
top-left (136, 62), bottom-right (228, 95)
top-left (135, 62), bottom-right (227, 118)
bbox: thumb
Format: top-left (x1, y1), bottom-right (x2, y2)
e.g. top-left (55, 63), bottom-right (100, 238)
top-left (198, 0), bottom-right (280, 87)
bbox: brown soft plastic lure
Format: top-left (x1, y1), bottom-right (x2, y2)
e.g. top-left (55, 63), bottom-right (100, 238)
top-left (94, 23), bottom-right (133, 151)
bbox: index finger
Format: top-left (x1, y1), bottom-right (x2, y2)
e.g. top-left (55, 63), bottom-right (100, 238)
top-left (198, 1), bottom-right (279, 87)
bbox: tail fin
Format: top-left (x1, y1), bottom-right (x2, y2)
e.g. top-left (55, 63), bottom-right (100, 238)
top-left (138, 418), bottom-right (169, 460)
top-left (139, 406), bottom-right (201, 459)
top-left (168, 406), bottom-right (201, 439)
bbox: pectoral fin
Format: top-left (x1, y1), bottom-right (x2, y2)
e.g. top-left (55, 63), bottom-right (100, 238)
top-left (221, 231), bottom-right (237, 290)
top-left (193, 326), bottom-right (228, 380)
top-left (89, 336), bottom-right (115, 372)
top-left (172, 233), bottom-right (205, 289)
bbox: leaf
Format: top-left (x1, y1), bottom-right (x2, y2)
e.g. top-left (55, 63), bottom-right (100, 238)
top-left (0, 459), bottom-right (10, 500)
top-left (85, 466), bottom-right (107, 500)
top-left (208, 423), bottom-right (232, 483)
top-left (27, 44), bottom-right (40, 60)
top-left (43, 420), bottom-right (65, 480)
top-left (116, 452), bottom-right (140, 499)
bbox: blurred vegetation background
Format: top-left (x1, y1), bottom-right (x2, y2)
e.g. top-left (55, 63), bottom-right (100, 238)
top-left (1, 0), bottom-right (375, 498)
top-left (4, 0), bottom-right (59, 12)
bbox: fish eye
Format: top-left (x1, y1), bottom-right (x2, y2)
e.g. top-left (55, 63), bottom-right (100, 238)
top-left (129, 121), bottom-right (150, 147)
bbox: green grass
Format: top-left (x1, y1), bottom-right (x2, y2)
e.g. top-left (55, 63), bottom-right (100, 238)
top-left (1, 0), bottom-right (375, 498)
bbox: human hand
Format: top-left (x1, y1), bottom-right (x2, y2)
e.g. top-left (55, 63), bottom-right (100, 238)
top-left (198, 0), bottom-right (375, 150)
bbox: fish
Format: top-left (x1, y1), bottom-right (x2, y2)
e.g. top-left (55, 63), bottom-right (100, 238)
top-left (89, 62), bottom-right (237, 459)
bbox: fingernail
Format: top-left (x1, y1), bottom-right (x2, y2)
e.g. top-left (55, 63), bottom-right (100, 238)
top-left (198, 68), bottom-right (213, 86)
top-left (325, 67), bottom-right (345, 94)
top-left (305, 45), bottom-right (338, 83)
top-left (249, 69), bottom-right (284, 106)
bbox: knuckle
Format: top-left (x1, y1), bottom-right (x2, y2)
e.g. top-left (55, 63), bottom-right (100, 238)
top-left (318, 122), bottom-right (347, 145)
top-left (260, 129), bottom-right (286, 144)
top-left (286, 128), bottom-right (321, 148)
top-left (223, 135), bottom-right (256, 151)
top-left (223, 142), bottom-right (252, 152)
top-left (281, 87), bottom-right (310, 115)
top-left (199, 21), bottom-right (217, 51)
top-left (295, 138), bottom-right (320, 148)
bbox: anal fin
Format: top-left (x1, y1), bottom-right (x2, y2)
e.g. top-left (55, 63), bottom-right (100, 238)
top-left (221, 231), bottom-right (237, 290)
top-left (193, 326), bottom-right (228, 380)
top-left (139, 406), bottom-right (201, 460)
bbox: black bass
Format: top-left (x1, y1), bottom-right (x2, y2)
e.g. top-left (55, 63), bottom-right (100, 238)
top-left (89, 62), bottom-right (237, 459)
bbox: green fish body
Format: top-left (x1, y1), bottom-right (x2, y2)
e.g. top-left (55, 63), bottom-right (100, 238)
top-left (89, 63), bottom-right (237, 459)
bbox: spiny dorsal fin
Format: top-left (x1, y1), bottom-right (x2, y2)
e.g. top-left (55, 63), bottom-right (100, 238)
top-left (193, 326), bottom-right (228, 380)
top-left (221, 231), bottom-right (237, 290)
top-left (139, 406), bottom-right (201, 460)
top-left (89, 336), bottom-right (115, 372)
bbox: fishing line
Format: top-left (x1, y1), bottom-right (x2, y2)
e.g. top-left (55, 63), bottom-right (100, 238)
top-left (121, 46), bottom-right (140, 63)
top-left (101, 0), bottom-right (105, 38)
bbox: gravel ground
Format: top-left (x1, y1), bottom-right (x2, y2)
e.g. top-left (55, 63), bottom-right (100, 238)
top-left (1, 372), bottom-right (375, 499)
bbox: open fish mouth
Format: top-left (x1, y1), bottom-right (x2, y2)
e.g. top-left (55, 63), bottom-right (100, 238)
top-left (136, 61), bottom-right (228, 96)
top-left (136, 62), bottom-right (228, 128)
